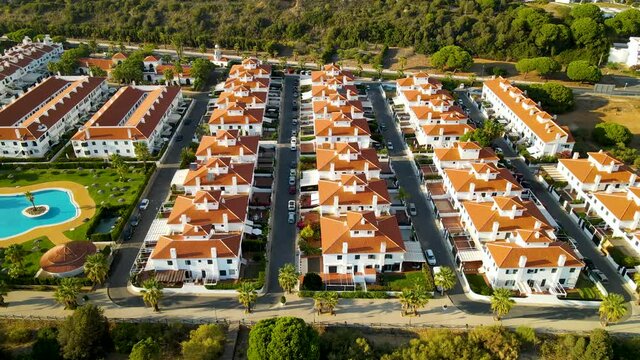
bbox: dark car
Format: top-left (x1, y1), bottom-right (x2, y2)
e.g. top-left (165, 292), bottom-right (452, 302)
top-left (288, 185), bottom-right (296, 195)
top-left (176, 135), bottom-right (184, 141)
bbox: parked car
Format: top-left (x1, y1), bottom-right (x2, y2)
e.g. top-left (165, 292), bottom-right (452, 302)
top-left (380, 124), bottom-right (387, 131)
top-left (289, 169), bottom-right (296, 177)
top-left (582, 257), bottom-right (595, 270)
top-left (425, 249), bottom-right (437, 266)
top-left (288, 212), bottom-right (296, 224)
top-left (591, 269), bottom-right (609, 284)
top-left (139, 199), bottom-right (150, 210)
top-left (130, 216), bottom-right (140, 227)
top-left (290, 160), bottom-right (297, 168)
top-left (292, 118), bottom-right (298, 125)
top-left (288, 200), bottom-right (296, 211)
top-left (494, 147), bottom-right (503, 154)
top-left (289, 176), bottom-right (296, 185)
top-left (291, 129), bottom-right (297, 137)
top-left (387, 141), bottom-right (394, 150)
top-left (408, 203), bottom-right (417, 216)
top-left (290, 137), bottom-right (297, 151)
top-left (288, 185), bottom-right (296, 195)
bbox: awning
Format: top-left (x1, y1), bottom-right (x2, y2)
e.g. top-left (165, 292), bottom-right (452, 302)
top-left (458, 249), bottom-right (483, 262)
top-left (403, 241), bottom-right (426, 262)
top-left (155, 270), bottom-right (185, 283)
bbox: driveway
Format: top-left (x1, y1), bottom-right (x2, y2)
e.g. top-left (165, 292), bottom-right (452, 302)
top-left (368, 84), bottom-right (602, 320)
top-left (107, 93), bottom-right (209, 306)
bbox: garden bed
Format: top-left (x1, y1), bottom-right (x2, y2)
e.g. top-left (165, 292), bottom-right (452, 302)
top-left (563, 274), bottom-right (603, 300)
top-left (466, 273), bottom-right (493, 295)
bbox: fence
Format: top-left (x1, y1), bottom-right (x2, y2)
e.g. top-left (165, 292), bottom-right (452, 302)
top-left (0, 313), bottom-right (230, 326)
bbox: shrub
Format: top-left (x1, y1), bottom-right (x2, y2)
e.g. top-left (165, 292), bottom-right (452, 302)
top-left (7, 326), bottom-right (32, 343)
top-left (301, 273), bottom-right (323, 291)
top-left (592, 123), bottom-right (632, 146)
top-left (31, 327), bottom-right (62, 360)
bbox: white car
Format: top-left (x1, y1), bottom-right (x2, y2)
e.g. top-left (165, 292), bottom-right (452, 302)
top-left (290, 137), bottom-right (297, 151)
top-left (288, 200), bottom-right (296, 211)
top-left (289, 176), bottom-right (296, 185)
top-left (408, 203), bottom-right (417, 216)
top-left (387, 141), bottom-right (394, 150)
top-left (425, 249), bottom-right (437, 266)
top-left (139, 199), bottom-right (150, 210)
top-left (288, 212), bottom-right (296, 224)
top-left (289, 168), bottom-right (296, 177)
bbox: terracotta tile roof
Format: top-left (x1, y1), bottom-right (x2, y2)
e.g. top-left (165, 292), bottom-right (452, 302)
top-left (73, 85), bottom-right (181, 141)
top-left (183, 157), bottom-right (255, 187)
top-left (559, 156), bottom-right (635, 184)
top-left (144, 55), bottom-right (159, 62)
top-left (433, 142), bottom-right (499, 162)
top-left (78, 57), bottom-right (113, 71)
top-left (316, 143), bottom-right (381, 172)
top-left (462, 196), bottom-right (552, 233)
top-left (195, 131), bottom-right (259, 158)
top-left (396, 74), bottom-right (442, 88)
top-left (411, 105), bottom-right (468, 122)
top-left (318, 175), bottom-right (391, 207)
top-left (312, 100), bottom-right (364, 115)
top-left (314, 117), bottom-right (371, 137)
top-left (208, 103), bottom-right (264, 125)
top-left (112, 52), bottom-right (127, 60)
top-left (486, 241), bottom-right (582, 268)
top-left (156, 64), bottom-right (192, 77)
top-left (223, 77), bottom-right (269, 91)
top-left (167, 192), bottom-right (248, 226)
top-left (0, 76), bottom-right (105, 141)
top-left (216, 90), bottom-right (266, 106)
top-left (321, 211), bottom-right (405, 254)
top-left (588, 151), bottom-right (624, 166)
top-left (445, 166), bottom-right (521, 193)
top-left (422, 124), bottom-right (474, 136)
top-left (593, 188), bottom-right (640, 222)
top-left (516, 229), bottom-right (554, 244)
top-left (150, 233), bottom-right (241, 259)
top-left (484, 78), bottom-right (573, 143)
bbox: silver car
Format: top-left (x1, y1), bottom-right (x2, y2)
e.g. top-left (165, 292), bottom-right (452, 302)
top-left (425, 249), bottom-right (437, 266)
top-left (288, 212), bottom-right (296, 224)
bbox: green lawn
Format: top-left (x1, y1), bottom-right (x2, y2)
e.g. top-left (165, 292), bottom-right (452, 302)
top-left (564, 274), bottom-right (603, 300)
top-left (382, 271), bottom-right (427, 291)
top-left (0, 167), bottom-right (149, 241)
top-left (0, 237), bottom-right (54, 280)
top-left (607, 246), bottom-right (640, 268)
top-left (466, 273), bottom-right (493, 295)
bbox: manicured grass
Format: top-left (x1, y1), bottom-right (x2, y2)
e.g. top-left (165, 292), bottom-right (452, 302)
top-left (0, 167), bottom-right (147, 208)
top-left (466, 273), bottom-right (493, 296)
top-left (607, 246), bottom-right (640, 268)
top-left (382, 271), bottom-right (427, 291)
top-left (564, 274), bottom-right (603, 300)
top-left (0, 237), bottom-right (54, 280)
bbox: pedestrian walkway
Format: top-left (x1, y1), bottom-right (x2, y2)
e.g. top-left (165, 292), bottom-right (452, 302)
top-left (1, 289), bottom-right (639, 335)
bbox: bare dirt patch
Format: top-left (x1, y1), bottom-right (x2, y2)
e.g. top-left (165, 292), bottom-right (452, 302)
top-left (556, 95), bottom-right (640, 152)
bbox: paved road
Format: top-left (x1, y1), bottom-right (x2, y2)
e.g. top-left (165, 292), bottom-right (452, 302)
top-left (107, 93), bottom-right (209, 306)
top-left (368, 85), bottom-right (604, 320)
top-left (264, 75), bottom-right (298, 296)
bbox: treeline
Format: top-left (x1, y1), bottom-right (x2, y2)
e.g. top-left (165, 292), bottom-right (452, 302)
top-left (0, 1), bottom-right (638, 65)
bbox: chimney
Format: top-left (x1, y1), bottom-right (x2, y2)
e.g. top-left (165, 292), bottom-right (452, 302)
top-left (127, 128), bottom-right (132, 139)
top-left (594, 174), bottom-right (602, 188)
top-left (492, 221), bottom-right (500, 237)
top-left (630, 173), bottom-right (637, 186)
top-left (573, 152), bottom-right (579, 159)
top-left (380, 241), bottom-right (387, 253)
top-left (632, 211), bottom-right (640, 230)
top-left (170, 248), bottom-right (177, 259)
top-left (207, 147), bottom-right (212, 158)
top-left (534, 220), bottom-right (541, 230)
top-left (557, 254), bottom-right (566, 267)
top-left (518, 255), bottom-right (527, 268)
top-left (469, 182), bottom-right (476, 195)
top-left (333, 195), bottom-right (339, 211)
top-left (342, 242), bottom-right (348, 254)
top-left (211, 247), bottom-right (217, 259)
top-left (222, 213), bottom-right (228, 230)
top-left (372, 195), bottom-right (378, 214)
top-left (14, 128), bottom-right (20, 139)
top-left (505, 181), bottom-right (512, 196)
top-left (181, 214), bottom-right (188, 226)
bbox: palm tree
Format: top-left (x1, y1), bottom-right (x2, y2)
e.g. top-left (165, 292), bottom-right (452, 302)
top-left (434, 266), bottom-right (457, 296)
top-left (110, 154), bottom-right (126, 181)
top-left (237, 282), bottom-right (257, 313)
top-left (0, 281), bottom-right (9, 307)
top-left (54, 278), bottom-right (81, 310)
top-left (163, 68), bottom-right (174, 85)
top-left (84, 253), bottom-right (109, 286)
top-left (324, 291), bottom-right (339, 315)
top-left (410, 285), bottom-right (429, 316)
top-left (4, 244), bottom-right (26, 266)
top-left (599, 293), bottom-right (627, 327)
top-left (313, 292), bottom-right (324, 315)
top-left (24, 191), bottom-right (37, 211)
top-left (141, 279), bottom-right (163, 312)
top-left (634, 273), bottom-right (640, 305)
top-left (133, 142), bottom-right (151, 171)
top-left (398, 288), bottom-right (411, 316)
top-left (397, 186), bottom-right (410, 204)
top-left (278, 263), bottom-right (299, 294)
top-left (490, 288), bottom-right (515, 321)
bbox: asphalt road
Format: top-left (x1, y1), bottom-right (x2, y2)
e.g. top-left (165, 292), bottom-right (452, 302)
top-left (368, 84), bottom-right (604, 320)
top-left (264, 75), bottom-right (298, 296)
top-left (107, 93), bottom-right (209, 306)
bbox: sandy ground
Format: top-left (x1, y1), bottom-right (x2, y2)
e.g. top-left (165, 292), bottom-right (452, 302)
top-left (557, 95), bottom-right (640, 151)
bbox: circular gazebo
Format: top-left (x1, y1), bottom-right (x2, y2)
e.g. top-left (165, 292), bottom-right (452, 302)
top-left (39, 241), bottom-right (97, 278)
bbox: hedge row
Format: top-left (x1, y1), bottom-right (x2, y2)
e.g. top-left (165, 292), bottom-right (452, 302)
top-left (298, 290), bottom-right (389, 299)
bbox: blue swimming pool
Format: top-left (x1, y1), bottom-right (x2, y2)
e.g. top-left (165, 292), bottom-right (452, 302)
top-left (0, 189), bottom-right (79, 239)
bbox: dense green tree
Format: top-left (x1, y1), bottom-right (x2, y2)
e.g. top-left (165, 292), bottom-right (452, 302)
top-left (585, 329), bottom-right (613, 360)
top-left (570, 18), bottom-right (608, 52)
top-left (5, 243), bottom-right (27, 278)
top-left (129, 338), bottom-right (161, 360)
top-left (534, 24), bottom-right (570, 56)
top-left (570, 4), bottom-right (603, 22)
top-left (190, 58), bottom-right (214, 90)
top-left (248, 317), bottom-right (319, 360)
top-left (112, 55), bottom-right (144, 83)
top-left (301, 272), bottom-right (323, 291)
top-left (566, 60), bottom-right (602, 83)
top-left (31, 327), bottom-right (62, 360)
top-left (180, 147), bottom-right (196, 169)
top-left (592, 123), bottom-right (632, 146)
top-left (468, 326), bottom-right (520, 360)
top-left (431, 45), bottom-right (473, 72)
top-left (247, 318), bottom-right (276, 360)
top-left (278, 263), bottom-right (299, 294)
top-left (524, 82), bottom-right (575, 114)
top-left (515, 58), bottom-right (536, 78)
top-left (89, 65), bottom-right (107, 77)
top-left (134, 142), bottom-right (151, 170)
top-left (180, 324), bottom-right (225, 360)
top-left (0, 281), bottom-right (9, 307)
top-left (460, 119), bottom-right (503, 147)
top-left (605, 9), bottom-right (640, 37)
top-left (58, 304), bottom-right (109, 360)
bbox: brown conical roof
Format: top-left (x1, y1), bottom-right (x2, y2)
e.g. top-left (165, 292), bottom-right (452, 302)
top-left (39, 241), bottom-right (97, 274)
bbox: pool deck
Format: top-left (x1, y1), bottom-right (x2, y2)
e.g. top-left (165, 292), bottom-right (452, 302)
top-left (0, 181), bottom-right (96, 245)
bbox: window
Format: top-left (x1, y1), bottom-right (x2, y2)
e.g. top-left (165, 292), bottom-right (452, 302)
top-left (569, 268), bottom-right (576, 273)
top-left (385, 254), bottom-right (392, 259)
top-left (368, 255), bottom-right (376, 259)
top-left (219, 270), bottom-right (227, 276)
top-left (207, 260), bottom-right (213, 264)
top-left (227, 259), bottom-right (233, 264)
top-left (559, 278), bottom-right (566, 284)
top-left (185, 260), bottom-right (191, 265)
top-left (354, 255), bottom-right (360, 260)
top-left (337, 255), bottom-right (342, 260)
top-left (505, 280), bottom-right (515, 287)
top-left (551, 268), bottom-right (557, 273)
top-left (527, 269), bottom-right (537, 274)
top-left (167, 260), bottom-right (173, 266)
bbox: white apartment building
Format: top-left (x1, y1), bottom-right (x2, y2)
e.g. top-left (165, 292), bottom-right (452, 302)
top-left (483, 229), bottom-right (583, 292)
top-left (142, 55), bottom-right (195, 86)
top-left (182, 157), bottom-right (255, 196)
top-left (0, 76), bottom-right (107, 158)
top-left (483, 77), bottom-right (574, 157)
top-left (317, 174), bottom-right (391, 216)
top-left (208, 102), bottom-right (264, 136)
top-left (0, 35), bottom-right (63, 94)
top-left (314, 111), bottom-right (371, 149)
top-left (557, 150), bottom-right (638, 198)
top-left (316, 143), bottom-right (382, 181)
top-left (195, 130), bottom-right (259, 164)
top-left (587, 187), bottom-right (640, 252)
top-left (321, 211), bottom-right (406, 283)
top-left (432, 141), bottom-right (499, 172)
top-left (228, 58), bottom-right (271, 81)
top-left (72, 85), bottom-right (182, 157)
top-left (442, 162), bottom-right (523, 208)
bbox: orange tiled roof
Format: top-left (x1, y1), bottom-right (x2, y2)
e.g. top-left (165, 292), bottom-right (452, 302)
top-left (183, 157), bottom-right (254, 187)
top-left (166, 192), bottom-right (248, 226)
top-left (445, 166), bottom-right (521, 193)
top-left (316, 143), bottom-right (381, 172)
top-left (422, 124), bottom-right (474, 136)
top-left (195, 131), bottom-right (259, 158)
top-left (321, 211), bottom-right (405, 254)
top-left (593, 188), bottom-right (640, 222)
top-left (462, 196), bottom-right (552, 233)
top-left (486, 241), bottom-right (582, 268)
top-left (318, 175), bottom-right (391, 207)
top-left (150, 233), bottom-right (241, 259)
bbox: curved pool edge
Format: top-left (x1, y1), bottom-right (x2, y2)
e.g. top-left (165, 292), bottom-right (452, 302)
top-left (0, 181), bottom-right (96, 245)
